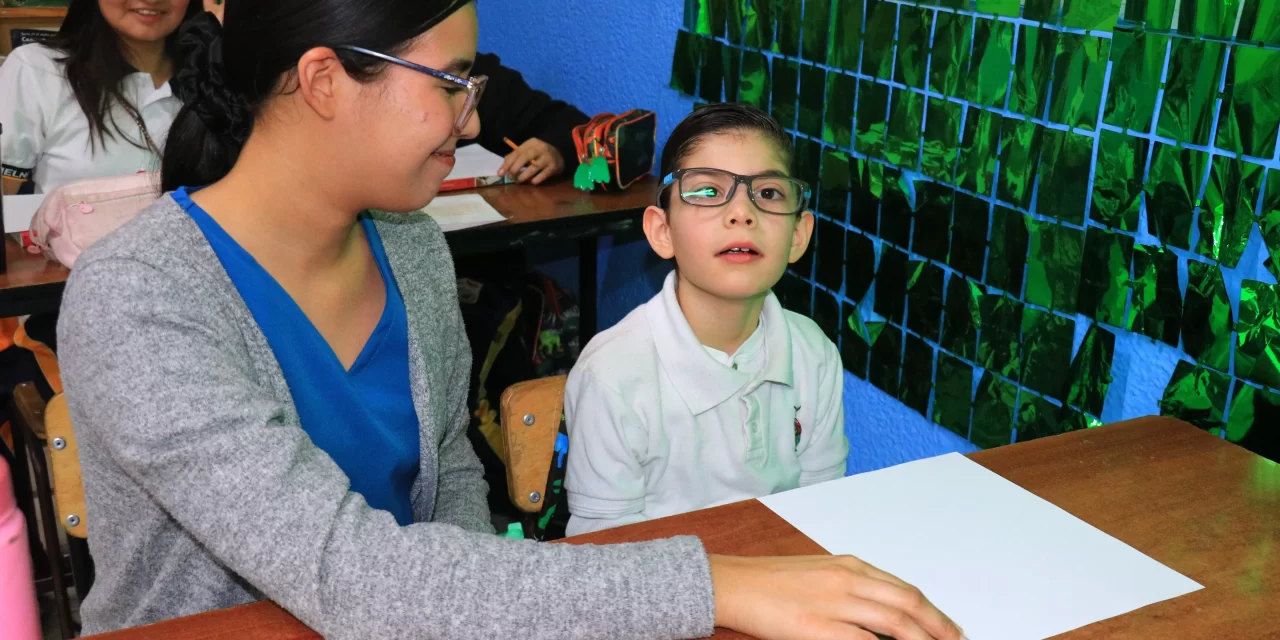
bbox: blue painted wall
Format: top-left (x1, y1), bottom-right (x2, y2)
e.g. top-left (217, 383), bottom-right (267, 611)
top-left (476, 0), bottom-right (1274, 473)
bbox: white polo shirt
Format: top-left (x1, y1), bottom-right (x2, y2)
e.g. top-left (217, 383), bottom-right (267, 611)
top-left (0, 44), bottom-right (180, 193)
top-left (565, 271), bottom-right (849, 536)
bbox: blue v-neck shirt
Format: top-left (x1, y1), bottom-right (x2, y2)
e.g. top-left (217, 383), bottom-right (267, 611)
top-left (174, 187), bottom-right (420, 525)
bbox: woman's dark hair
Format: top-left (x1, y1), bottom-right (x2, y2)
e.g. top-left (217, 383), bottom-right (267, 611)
top-left (162, 0), bottom-right (472, 192)
top-left (658, 102), bottom-right (794, 208)
top-left (48, 0), bottom-right (203, 150)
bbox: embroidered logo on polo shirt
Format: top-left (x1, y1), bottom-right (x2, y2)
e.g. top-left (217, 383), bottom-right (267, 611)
top-left (794, 406), bottom-right (802, 448)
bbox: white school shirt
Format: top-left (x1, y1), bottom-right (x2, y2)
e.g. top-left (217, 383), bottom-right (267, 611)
top-left (0, 44), bottom-right (180, 193)
top-left (564, 271), bottom-right (849, 536)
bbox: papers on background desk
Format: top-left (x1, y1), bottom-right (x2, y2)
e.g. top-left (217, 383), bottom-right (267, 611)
top-left (3, 194), bottom-right (44, 233)
top-left (421, 193), bottom-right (506, 232)
top-left (758, 453), bottom-right (1203, 640)
top-left (440, 145), bottom-right (513, 192)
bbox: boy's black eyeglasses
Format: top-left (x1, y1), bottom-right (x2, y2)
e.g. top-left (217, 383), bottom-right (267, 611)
top-left (333, 45), bottom-right (487, 135)
top-left (661, 168), bottom-right (812, 216)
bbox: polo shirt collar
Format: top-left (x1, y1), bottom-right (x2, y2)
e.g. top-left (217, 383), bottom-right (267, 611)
top-left (646, 271), bottom-right (794, 415)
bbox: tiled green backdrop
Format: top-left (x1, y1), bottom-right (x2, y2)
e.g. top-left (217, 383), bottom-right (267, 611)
top-left (670, 0), bottom-right (1280, 459)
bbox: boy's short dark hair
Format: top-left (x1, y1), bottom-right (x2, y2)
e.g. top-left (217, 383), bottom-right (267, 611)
top-left (658, 103), bottom-right (794, 208)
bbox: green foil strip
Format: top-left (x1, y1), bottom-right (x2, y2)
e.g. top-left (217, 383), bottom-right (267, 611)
top-left (957, 107), bottom-right (1001, 195)
top-left (965, 19), bottom-right (1015, 108)
top-left (1016, 393), bottom-right (1069, 443)
top-left (819, 149), bottom-right (852, 221)
top-left (699, 38), bottom-right (724, 102)
top-left (1048, 33), bottom-right (1110, 131)
top-left (1216, 46), bottom-right (1280, 160)
top-left (1091, 130), bottom-right (1147, 232)
top-left (1010, 25), bottom-right (1059, 118)
top-left (823, 72), bottom-right (856, 147)
top-left (972, 372), bottom-right (1018, 448)
top-left (900, 334), bottom-right (936, 415)
top-left (950, 192), bottom-right (990, 280)
top-left (1196, 157), bottom-right (1261, 268)
top-left (885, 90), bottom-right (924, 171)
top-left (1138, 0), bottom-right (1177, 30)
top-left (771, 57), bottom-right (800, 129)
top-left (1224, 382), bottom-right (1280, 457)
top-left (685, 0), bottom-right (701, 31)
top-left (870, 325), bottom-right (904, 396)
top-left (1158, 39), bottom-right (1226, 147)
top-left (942, 275), bottom-right (984, 360)
top-left (841, 302), bottom-right (870, 377)
top-left (1178, 0), bottom-right (1242, 38)
top-left (829, 0), bottom-right (865, 72)
top-left (1024, 0), bottom-right (1063, 24)
top-left (705, 0), bottom-right (727, 38)
top-left (1159, 361), bottom-right (1231, 430)
top-left (1145, 143), bottom-right (1199, 250)
top-left (816, 218), bottom-right (845, 292)
top-left (913, 183), bottom-right (953, 263)
top-left (776, 271), bottom-right (810, 313)
top-left (739, 49), bottom-right (771, 109)
top-left (979, 293), bottom-right (1023, 381)
top-left (880, 170), bottom-right (912, 248)
top-left (1036, 127), bottom-right (1092, 225)
top-left (722, 42), bottom-right (742, 102)
top-left (1129, 245), bottom-right (1183, 347)
top-left (726, 0), bottom-right (746, 44)
top-left (987, 205), bottom-right (1028, 295)
top-left (847, 301), bottom-right (887, 346)
top-left (775, 0), bottom-right (803, 57)
top-left (1242, 0), bottom-right (1280, 45)
top-left (814, 287), bottom-right (841, 344)
top-left (876, 245), bottom-right (910, 325)
top-left (1236, 280), bottom-right (1280, 390)
top-left (908, 260), bottom-right (947, 342)
top-left (850, 157), bottom-right (880, 234)
top-left (1103, 29), bottom-right (1165, 133)
top-left (934, 352), bottom-right (975, 439)
top-left (1066, 324), bottom-right (1116, 417)
top-left (794, 137), bottom-right (823, 193)
top-left (802, 0), bottom-right (831, 64)
top-left (744, 0), bottom-right (773, 50)
top-left (1061, 0), bottom-right (1122, 31)
top-left (1077, 226), bottom-right (1134, 327)
top-left (856, 80), bottom-right (890, 159)
top-left (670, 31), bottom-right (701, 95)
top-left (998, 117), bottom-right (1042, 210)
top-left (895, 6), bottom-right (932, 89)
top-left (922, 99), bottom-right (963, 183)
top-left (846, 230), bottom-right (877, 302)
top-left (975, 0), bottom-right (1020, 18)
top-left (799, 64), bottom-right (826, 137)
top-left (1061, 407), bottom-right (1104, 431)
top-left (1183, 261), bottom-right (1234, 372)
top-left (862, 0), bottom-right (898, 80)
top-left (1020, 307), bottom-right (1075, 399)
top-left (929, 12), bottom-right (973, 98)
top-left (1025, 219), bottom-right (1084, 312)
top-left (1262, 169), bottom-right (1280, 282)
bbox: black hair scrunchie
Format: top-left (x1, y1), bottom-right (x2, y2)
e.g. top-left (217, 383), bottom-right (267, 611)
top-left (171, 12), bottom-right (253, 143)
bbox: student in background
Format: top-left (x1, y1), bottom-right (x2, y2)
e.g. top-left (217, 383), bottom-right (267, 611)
top-left (57, 0), bottom-right (962, 638)
top-left (565, 103), bottom-right (849, 532)
top-left (0, 0), bottom-right (208, 195)
top-left (467, 52), bottom-right (588, 185)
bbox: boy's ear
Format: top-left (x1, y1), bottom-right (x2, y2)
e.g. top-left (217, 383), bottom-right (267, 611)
top-left (643, 205), bottom-right (676, 260)
top-left (788, 210), bottom-right (815, 264)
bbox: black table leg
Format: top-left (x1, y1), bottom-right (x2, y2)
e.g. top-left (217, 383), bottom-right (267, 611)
top-left (578, 236), bottom-right (598, 345)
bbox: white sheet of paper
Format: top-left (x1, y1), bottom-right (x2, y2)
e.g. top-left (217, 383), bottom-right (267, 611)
top-left (421, 193), bottom-right (506, 232)
top-left (758, 453), bottom-right (1203, 640)
top-left (447, 144), bottom-right (506, 181)
top-left (3, 194), bottom-right (44, 233)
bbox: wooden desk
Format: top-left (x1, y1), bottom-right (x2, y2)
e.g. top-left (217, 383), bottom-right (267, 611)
top-left (0, 7), bottom-right (64, 56)
top-left (0, 179), bottom-right (659, 327)
top-left (80, 417), bottom-right (1280, 639)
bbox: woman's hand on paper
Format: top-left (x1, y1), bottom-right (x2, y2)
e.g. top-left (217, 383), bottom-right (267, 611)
top-left (710, 555), bottom-right (964, 640)
top-left (499, 138), bottom-right (565, 185)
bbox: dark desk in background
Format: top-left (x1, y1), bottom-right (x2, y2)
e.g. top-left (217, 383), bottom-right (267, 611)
top-left (79, 417), bottom-right (1280, 639)
top-left (0, 178), bottom-right (660, 339)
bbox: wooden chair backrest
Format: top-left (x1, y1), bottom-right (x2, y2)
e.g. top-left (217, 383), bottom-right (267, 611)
top-left (499, 375), bottom-right (567, 514)
top-left (44, 394), bottom-right (86, 539)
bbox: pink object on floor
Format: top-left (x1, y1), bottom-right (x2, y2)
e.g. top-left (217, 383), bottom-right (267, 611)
top-left (0, 454), bottom-right (42, 640)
